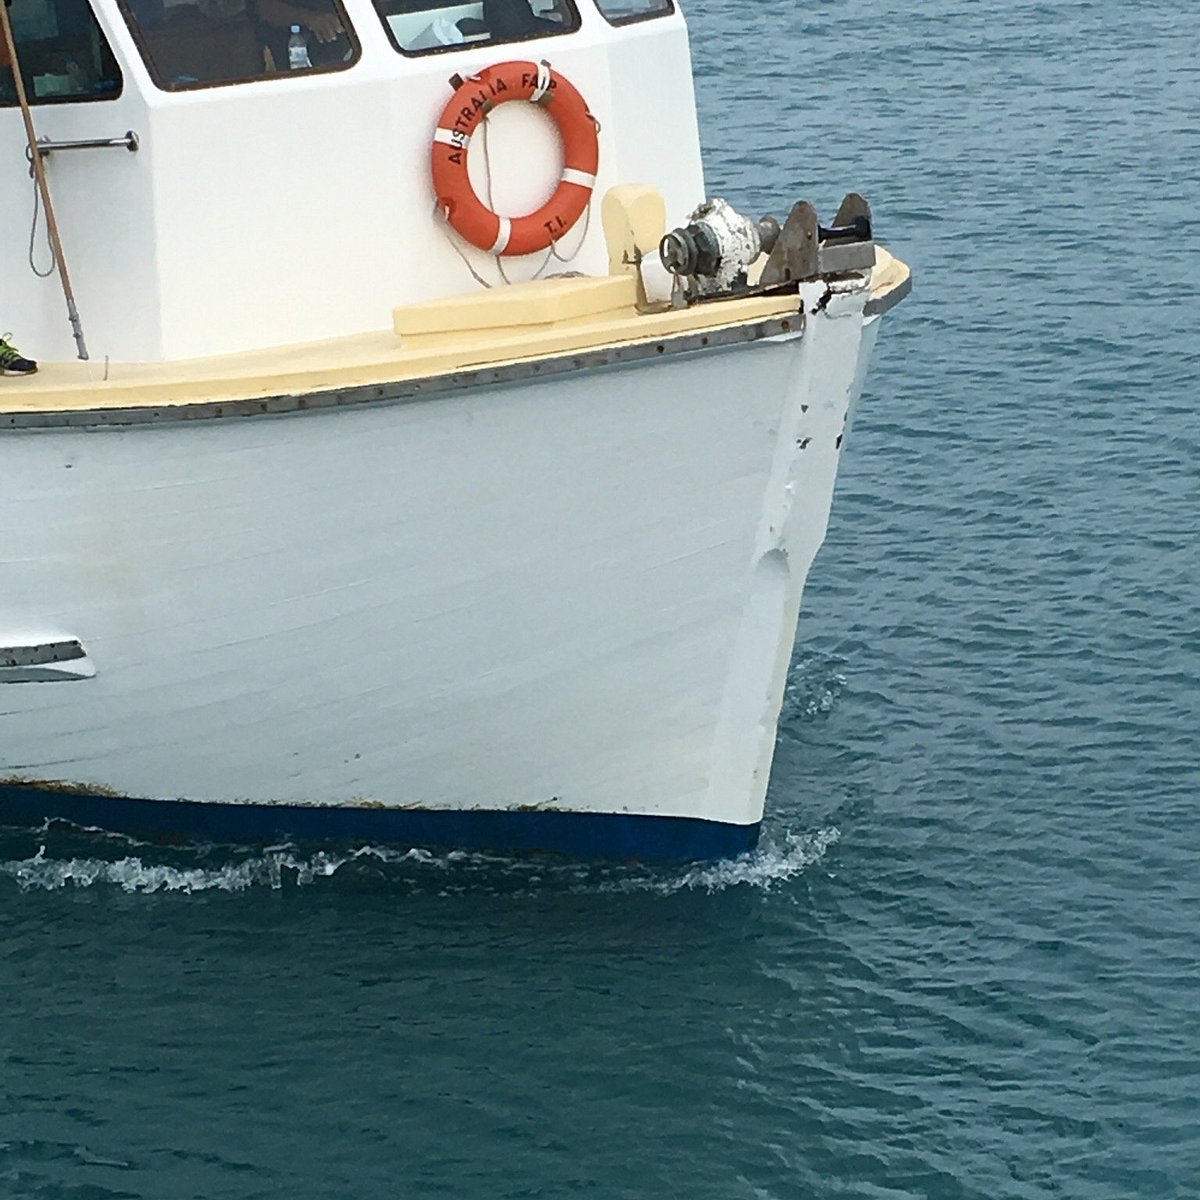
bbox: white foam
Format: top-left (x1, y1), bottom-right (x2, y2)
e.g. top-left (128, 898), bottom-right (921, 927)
top-left (601, 827), bottom-right (841, 895)
top-left (0, 843), bottom-right (437, 894)
top-left (0, 827), bottom-right (839, 896)
top-left (781, 657), bottom-right (847, 723)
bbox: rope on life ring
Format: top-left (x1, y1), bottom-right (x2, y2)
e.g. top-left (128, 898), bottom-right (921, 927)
top-left (431, 59), bottom-right (599, 258)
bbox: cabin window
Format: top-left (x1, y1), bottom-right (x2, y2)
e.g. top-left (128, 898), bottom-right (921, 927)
top-left (117, 0), bottom-right (361, 90)
top-left (374, 0), bottom-right (579, 56)
top-left (592, 0), bottom-right (671, 26)
top-left (0, 0), bottom-right (123, 105)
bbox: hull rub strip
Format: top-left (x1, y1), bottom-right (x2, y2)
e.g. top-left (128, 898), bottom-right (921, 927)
top-left (0, 314), bottom-right (803, 429)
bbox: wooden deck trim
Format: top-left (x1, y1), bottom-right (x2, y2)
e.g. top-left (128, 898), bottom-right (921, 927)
top-left (1, 251), bottom-right (909, 425)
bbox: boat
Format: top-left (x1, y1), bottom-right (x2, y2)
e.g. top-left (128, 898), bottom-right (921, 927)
top-left (0, 0), bottom-right (910, 860)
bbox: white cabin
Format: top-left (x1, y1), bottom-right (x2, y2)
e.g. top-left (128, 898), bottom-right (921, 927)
top-left (1, 0), bottom-right (703, 362)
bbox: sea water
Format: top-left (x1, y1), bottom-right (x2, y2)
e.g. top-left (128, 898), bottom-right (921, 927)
top-left (3, 1), bottom-right (1198, 1196)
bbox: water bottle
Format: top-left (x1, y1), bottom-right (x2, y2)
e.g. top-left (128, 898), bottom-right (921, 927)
top-left (287, 25), bottom-right (311, 70)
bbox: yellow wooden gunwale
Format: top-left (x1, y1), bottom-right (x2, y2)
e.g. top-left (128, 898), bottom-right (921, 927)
top-left (0, 249), bottom-right (909, 417)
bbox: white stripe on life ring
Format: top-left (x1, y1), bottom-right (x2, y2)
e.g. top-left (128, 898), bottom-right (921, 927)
top-left (560, 168), bottom-right (596, 189)
top-left (489, 217), bottom-right (512, 255)
top-left (433, 127), bottom-right (470, 149)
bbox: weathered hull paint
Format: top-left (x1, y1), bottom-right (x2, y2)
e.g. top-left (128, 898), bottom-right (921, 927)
top-left (0, 293), bottom-right (878, 861)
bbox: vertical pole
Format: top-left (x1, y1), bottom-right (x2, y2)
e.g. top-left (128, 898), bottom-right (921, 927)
top-left (0, 1), bottom-right (89, 360)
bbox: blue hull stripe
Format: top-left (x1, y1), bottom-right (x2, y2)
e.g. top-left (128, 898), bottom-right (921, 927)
top-left (0, 785), bottom-right (760, 862)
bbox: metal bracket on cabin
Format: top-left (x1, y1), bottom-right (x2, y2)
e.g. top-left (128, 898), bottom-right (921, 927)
top-left (26, 131), bottom-right (140, 162)
top-left (0, 638), bottom-right (95, 683)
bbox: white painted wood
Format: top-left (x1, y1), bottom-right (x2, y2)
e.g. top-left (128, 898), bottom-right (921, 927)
top-left (0, 295), bottom-right (876, 827)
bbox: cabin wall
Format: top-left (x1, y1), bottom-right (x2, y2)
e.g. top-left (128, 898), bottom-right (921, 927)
top-left (0, 63), bottom-right (163, 362)
top-left (603, 14), bottom-right (703, 207)
top-left (0, 0), bottom-right (706, 365)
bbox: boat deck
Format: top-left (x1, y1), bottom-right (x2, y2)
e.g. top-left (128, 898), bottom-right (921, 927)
top-left (0, 250), bottom-right (909, 419)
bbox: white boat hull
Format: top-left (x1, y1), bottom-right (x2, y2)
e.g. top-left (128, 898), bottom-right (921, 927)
top-left (1, 291), bottom-right (879, 859)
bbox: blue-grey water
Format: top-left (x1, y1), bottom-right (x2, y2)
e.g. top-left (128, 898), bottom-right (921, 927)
top-left (4, 1), bottom-right (1199, 1196)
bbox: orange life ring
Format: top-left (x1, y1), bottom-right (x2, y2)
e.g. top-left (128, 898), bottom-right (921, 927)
top-left (431, 60), bottom-right (599, 258)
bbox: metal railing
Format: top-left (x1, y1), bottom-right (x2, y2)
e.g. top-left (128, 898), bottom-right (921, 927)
top-left (26, 131), bottom-right (140, 160)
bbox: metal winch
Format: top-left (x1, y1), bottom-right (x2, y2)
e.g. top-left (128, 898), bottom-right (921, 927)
top-left (659, 193), bottom-right (876, 304)
top-left (659, 198), bottom-right (779, 296)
